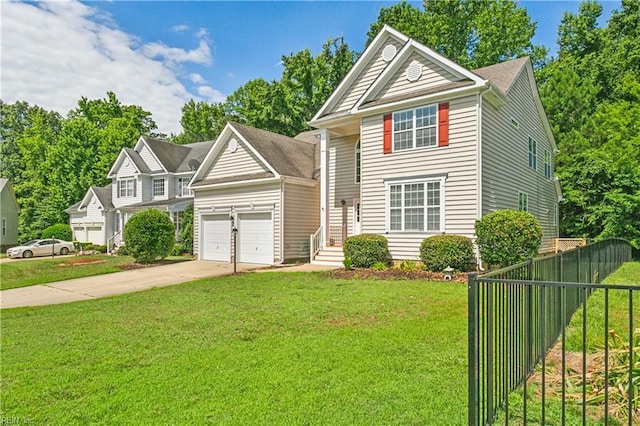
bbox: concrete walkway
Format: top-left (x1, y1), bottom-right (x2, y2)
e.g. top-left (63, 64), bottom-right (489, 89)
top-left (0, 261), bottom-right (261, 309)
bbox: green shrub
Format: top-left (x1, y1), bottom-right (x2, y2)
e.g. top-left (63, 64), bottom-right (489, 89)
top-left (116, 245), bottom-right (129, 256)
top-left (398, 259), bottom-right (421, 272)
top-left (475, 210), bottom-right (542, 268)
top-left (180, 204), bottom-right (194, 254)
top-left (372, 261), bottom-right (388, 271)
top-left (343, 256), bottom-right (353, 270)
top-left (343, 234), bottom-right (389, 268)
top-left (41, 224), bottom-right (72, 241)
top-left (420, 235), bottom-right (475, 272)
top-left (171, 244), bottom-right (185, 256)
top-left (95, 244), bottom-right (107, 254)
top-left (83, 244), bottom-right (97, 251)
top-left (124, 209), bottom-right (175, 264)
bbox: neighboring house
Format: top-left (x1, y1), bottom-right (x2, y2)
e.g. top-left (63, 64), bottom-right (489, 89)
top-left (304, 25), bottom-right (561, 264)
top-left (189, 122), bottom-right (319, 264)
top-left (0, 178), bottom-right (20, 251)
top-left (66, 137), bottom-right (212, 249)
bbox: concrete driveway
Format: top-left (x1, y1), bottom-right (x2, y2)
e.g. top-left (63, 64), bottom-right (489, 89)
top-left (0, 260), bottom-right (261, 309)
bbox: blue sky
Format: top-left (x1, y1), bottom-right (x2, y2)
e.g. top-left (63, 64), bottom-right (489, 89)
top-left (1, 1), bottom-right (621, 134)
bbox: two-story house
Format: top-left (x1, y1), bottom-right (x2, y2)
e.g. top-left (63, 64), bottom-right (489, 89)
top-left (190, 25), bottom-right (561, 266)
top-left (66, 136), bottom-right (212, 249)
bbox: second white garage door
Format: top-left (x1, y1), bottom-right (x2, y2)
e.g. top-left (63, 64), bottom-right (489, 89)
top-left (237, 212), bottom-right (273, 264)
top-left (87, 227), bottom-right (103, 245)
top-left (201, 215), bottom-right (230, 261)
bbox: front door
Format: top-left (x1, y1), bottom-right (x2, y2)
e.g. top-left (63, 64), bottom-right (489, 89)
top-left (353, 199), bottom-right (361, 235)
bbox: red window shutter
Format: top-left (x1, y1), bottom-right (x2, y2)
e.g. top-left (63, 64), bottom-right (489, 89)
top-left (438, 102), bottom-right (450, 147)
top-left (383, 113), bottom-right (392, 154)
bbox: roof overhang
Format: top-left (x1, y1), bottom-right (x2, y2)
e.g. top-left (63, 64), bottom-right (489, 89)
top-left (107, 149), bottom-right (141, 178)
top-left (135, 136), bottom-right (168, 173)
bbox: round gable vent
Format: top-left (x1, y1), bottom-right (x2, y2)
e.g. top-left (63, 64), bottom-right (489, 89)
top-left (381, 44), bottom-right (397, 62)
top-left (228, 138), bottom-right (238, 153)
top-left (406, 61), bottom-right (422, 82)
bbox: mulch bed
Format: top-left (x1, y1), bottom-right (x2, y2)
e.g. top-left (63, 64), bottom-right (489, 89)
top-left (325, 268), bottom-right (468, 283)
top-left (59, 257), bottom-right (106, 267)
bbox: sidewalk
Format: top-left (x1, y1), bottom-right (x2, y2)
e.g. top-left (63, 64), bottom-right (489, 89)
top-left (0, 261), bottom-right (260, 309)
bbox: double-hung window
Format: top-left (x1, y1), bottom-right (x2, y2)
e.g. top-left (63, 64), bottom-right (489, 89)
top-left (118, 179), bottom-right (135, 198)
top-left (178, 177), bottom-right (192, 196)
top-left (387, 177), bottom-right (444, 232)
top-left (544, 149), bottom-right (552, 178)
top-left (153, 178), bottom-right (165, 197)
top-left (528, 137), bottom-right (537, 170)
top-left (518, 191), bottom-right (528, 212)
top-left (393, 105), bottom-right (437, 151)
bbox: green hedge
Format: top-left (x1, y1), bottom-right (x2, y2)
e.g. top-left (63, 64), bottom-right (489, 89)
top-left (343, 234), bottom-right (389, 268)
top-left (420, 235), bottom-right (475, 272)
top-left (475, 209), bottom-right (542, 268)
top-left (41, 224), bottom-right (72, 241)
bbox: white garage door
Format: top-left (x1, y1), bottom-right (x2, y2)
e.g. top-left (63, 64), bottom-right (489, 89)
top-left (73, 227), bottom-right (84, 242)
top-left (87, 227), bottom-right (103, 245)
top-left (201, 215), bottom-right (230, 261)
top-left (238, 212), bottom-right (273, 264)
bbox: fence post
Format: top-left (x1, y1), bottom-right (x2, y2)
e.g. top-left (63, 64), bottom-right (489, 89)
top-left (468, 272), bottom-right (477, 426)
top-left (527, 257), bottom-right (534, 281)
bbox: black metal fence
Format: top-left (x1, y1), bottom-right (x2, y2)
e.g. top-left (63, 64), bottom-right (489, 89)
top-left (468, 239), bottom-right (635, 425)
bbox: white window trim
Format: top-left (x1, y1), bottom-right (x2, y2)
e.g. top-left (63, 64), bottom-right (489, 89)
top-left (385, 175), bottom-right (446, 233)
top-left (392, 104), bottom-right (439, 153)
top-left (528, 136), bottom-right (537, 170)
top-left (153, 178), bottom-right (165, 197)
top-left (518, 191), bottom-right (528, 212)
top-left (178, 177), bottom-right (192, 197)
top-left (355, 139), bottom-right (361, 184)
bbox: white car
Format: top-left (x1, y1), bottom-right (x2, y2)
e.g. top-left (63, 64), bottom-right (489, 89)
top-left (6, 239), bottom-right (74, 258)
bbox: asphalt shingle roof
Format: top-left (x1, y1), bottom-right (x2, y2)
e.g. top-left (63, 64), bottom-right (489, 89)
top-left (140, 136), bottom-right (214, 173)
top-left (473, 56), bottom-right (530, 94)
top-left (230, 123), bottom-right (318, 179)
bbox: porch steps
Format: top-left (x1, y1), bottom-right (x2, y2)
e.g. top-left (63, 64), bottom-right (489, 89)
top-left (311, 246), bottom-right (345, 266)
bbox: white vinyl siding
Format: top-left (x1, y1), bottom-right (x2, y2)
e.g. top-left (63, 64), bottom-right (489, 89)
top-left (332, 36), bottom-right (404, 113)
top-left (283, 182), bottom-right (320, 260)
top-left (375, 52), bottom-right (459, 101)
top-left (481, 67), bottom-right (559, 253)
top-left (139, 144), bottom-right (162, 171)
top-left (359, 95), bottom-right (479, 259)
top-left (205, 136), bottom-right (268, 180)
top-left (328, 134), bottom-right (361, 238)
top-left (113, 159), bottom-right (142, 208)
top-left (193, 182), bottom-right (281, 263)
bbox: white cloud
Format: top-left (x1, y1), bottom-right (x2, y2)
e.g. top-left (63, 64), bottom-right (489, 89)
top-left (197, 86), bottom-right (226, 103)
top-left (188, 73), bottom-right (206, 84)
top-left (0, 0), bottom-right (223, 134)
top-left (195, 28), bottom-right (209, 39)
top-left (171, 24), bottom-right (190, 33)
top-left (141, 39), bottom-right (212, 66)
top-left (226, 72), bottom-right (237, 79)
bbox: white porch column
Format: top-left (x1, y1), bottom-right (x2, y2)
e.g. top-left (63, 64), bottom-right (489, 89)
top-left (320, 128), bottom-right (330, 247)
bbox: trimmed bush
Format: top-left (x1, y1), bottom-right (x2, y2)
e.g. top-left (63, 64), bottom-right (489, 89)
top-left (124, 209), bottom-right (175, 264)
top-left (475, 209), bottom-right (542, 268)
top-left (116, 245), bottom-right (130, 256)
top-left (420, 235), bottom-right (475, 272)
top-left (343, 234), bottom-right (389, 268)
top-left (41, 224), bottom-right (72, 241)
top-left (171, 244), bottom-right (185, 256)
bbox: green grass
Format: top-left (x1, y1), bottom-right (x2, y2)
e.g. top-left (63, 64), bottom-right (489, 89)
top-left (0, 255), bottom-right (135, 290)
top-left (0, 255), bottom-right (193, 291)
top-left (0, 272), bottom-right (469, 424)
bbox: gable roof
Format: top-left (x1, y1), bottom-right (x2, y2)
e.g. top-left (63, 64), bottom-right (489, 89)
top-left (138, 136), bottom-right (214, 174)
top-left (311, 25), bottom-right (409, 122)
top-left (0, 178), bottom-right (20, 211)
top-left (191, 122), bottom-right (318, 187)
top-left (65, 184), bottom-right (113, 213)
top-left (473, 56), bottom-right (530, 94)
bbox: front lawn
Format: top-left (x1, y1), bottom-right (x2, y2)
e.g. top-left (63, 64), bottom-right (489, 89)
top-left (0, 272), bottom-right (468, 424)
top-left (0, 255), bottom-right (192, 291)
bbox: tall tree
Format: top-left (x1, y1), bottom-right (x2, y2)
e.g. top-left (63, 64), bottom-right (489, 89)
top-left (367, 0), bottom-right (547, 69)
top-left (171, 100), bottom-right (229, 145)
